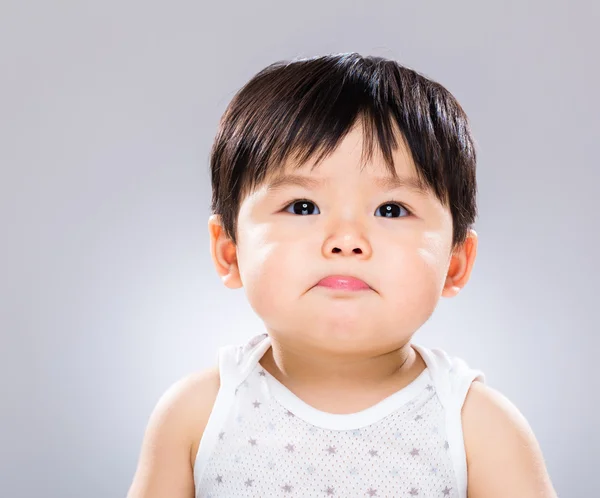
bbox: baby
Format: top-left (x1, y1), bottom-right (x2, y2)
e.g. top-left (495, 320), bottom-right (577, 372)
top-left (128, 53), bottom-right (557, 498)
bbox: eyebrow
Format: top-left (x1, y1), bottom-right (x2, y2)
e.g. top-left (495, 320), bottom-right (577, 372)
top-left (374, 175), bottom-right (431, 196)
top-left (266, 173), bottom-right (431, 196)
top-left (266, 174), bottom-right (323, 192)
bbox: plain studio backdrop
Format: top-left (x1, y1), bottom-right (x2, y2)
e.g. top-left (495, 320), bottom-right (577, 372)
top-left (1, 1), bottom-right (598, 497)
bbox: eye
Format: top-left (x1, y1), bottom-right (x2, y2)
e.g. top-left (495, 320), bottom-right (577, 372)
top-left (284, 199), bottom-right (320, 215)
top-left (375, 202), bottom-right (411, 218)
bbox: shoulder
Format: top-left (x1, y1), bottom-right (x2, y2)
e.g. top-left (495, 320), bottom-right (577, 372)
top-left (127, 366), bottom-right (220, 497)
top-left (154, 366), bottom-right (220, 441)
top-left (184, 366), bottom-right (221, 468)
top-left (461, 381), bottom-right (557, 498)
top-left (141, 365), bottom-right (221, 457)
top-left (180, 367), bottom-right (221, 468)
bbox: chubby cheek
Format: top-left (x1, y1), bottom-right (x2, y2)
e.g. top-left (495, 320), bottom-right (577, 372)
top-left (237, 227), bottom-right (310, 323)
top-left (379, 233), bottom-right (450, 325)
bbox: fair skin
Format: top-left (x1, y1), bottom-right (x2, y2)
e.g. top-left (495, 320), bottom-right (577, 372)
top-left (127, 122), bottom-right (556, 497)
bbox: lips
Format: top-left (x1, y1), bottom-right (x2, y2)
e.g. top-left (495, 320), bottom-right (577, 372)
top-left (316, 275), bottom-right (371, 291)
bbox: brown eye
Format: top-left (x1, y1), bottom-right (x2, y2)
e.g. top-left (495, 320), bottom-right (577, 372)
top-left (285, 200), bottom-right (320, 215)
top-left (375, 203), bottom-right (409, 218)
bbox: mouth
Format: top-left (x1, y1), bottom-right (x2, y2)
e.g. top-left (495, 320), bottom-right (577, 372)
top-left (315, 275), bottom-right (372, 292)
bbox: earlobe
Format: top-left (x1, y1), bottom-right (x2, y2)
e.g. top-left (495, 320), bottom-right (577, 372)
top-left (208, 214), bottom-right (243, 289)
top-left (441, 229), bottom-right (478, 298)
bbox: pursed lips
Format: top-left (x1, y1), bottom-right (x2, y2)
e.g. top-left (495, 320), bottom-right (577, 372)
top-left (315, 275), bottom-right (372, 291)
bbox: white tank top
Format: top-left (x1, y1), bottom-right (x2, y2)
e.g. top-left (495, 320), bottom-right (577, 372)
top-left (194, 334), bottom-right (484, 498)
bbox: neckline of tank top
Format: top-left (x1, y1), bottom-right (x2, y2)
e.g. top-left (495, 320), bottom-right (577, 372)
top-left (249, 337), bottom-right (434, 431)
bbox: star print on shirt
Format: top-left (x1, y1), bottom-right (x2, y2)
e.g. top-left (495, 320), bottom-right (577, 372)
top-left (197, 335), bottom-right (477, 498)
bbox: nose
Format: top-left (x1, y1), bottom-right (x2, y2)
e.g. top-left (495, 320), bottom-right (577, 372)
top-left (322, 220), bottom-right (373, 259)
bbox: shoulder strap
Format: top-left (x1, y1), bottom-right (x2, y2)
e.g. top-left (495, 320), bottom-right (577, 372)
top-left (194, 333), bottom-right (271, 491)
top-left (217, 333), bottom-right (271, 389)
top-left (413, 345), bottom-right (485, 408)
top-left (412, 344), bottom-right (485, 498)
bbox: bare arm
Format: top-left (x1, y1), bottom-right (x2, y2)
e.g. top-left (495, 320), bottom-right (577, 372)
top-left (126, 366), bottom-right (220, 498)
top-left (463, 381), bottom-right (557, 498)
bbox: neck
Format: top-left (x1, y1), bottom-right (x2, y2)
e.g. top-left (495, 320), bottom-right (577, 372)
top-left (259, 334), bottom-right (422, 392)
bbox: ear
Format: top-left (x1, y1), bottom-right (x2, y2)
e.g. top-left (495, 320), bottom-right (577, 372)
top-left (208, 214), bottom-right (243, 289)
top-left (441, 229), bottom-right (478, 298)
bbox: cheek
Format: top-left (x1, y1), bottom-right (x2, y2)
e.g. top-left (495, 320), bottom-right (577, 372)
top-left (237, 228), bottom-right (309, 318)
top-left (380, 232), bottom-right (450, 309)
top-left (417, 231), bottom-right (452, 290)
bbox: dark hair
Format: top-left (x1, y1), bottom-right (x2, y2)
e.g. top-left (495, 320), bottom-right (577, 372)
top-left (210, 52), bottom-right (477, 251)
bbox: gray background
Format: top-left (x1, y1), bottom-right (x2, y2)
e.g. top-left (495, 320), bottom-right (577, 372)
top-left (1, 1), bottom-right (598, 497)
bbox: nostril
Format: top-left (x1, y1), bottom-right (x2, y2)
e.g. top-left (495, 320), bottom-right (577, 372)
top-left (331, 247), bottom-right (363, 254)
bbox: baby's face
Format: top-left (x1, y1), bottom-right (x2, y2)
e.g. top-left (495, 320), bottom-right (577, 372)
top-left (233, 124), bottom-right (457, 355)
